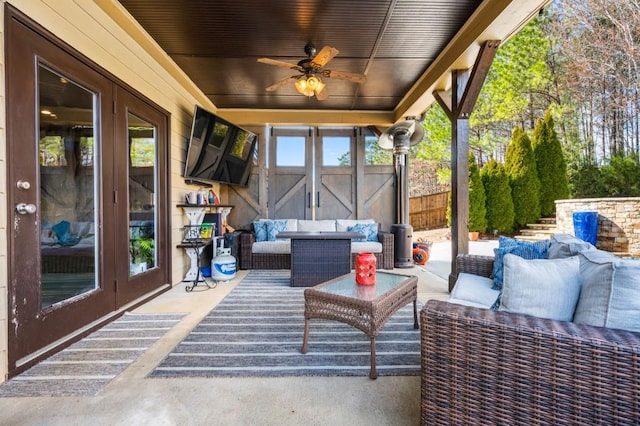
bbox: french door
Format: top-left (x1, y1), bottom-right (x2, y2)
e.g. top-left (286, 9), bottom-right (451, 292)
top-left (6, 10), bottom-right (169, 373)
top-left (114, 87), bottom-right (169, 305)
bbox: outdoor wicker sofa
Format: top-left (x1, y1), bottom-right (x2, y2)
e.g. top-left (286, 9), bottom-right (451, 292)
top-left (239, 219), bottom-right (395, 270)
top-left (420, 253), bottom-right (640, 425)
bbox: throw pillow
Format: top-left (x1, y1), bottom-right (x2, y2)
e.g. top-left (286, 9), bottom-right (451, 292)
top-left (492, 244), bottom-right (547, 291)
top-left (573, 249), bottom-right (640, 332)
top-left (498, 236), bottom-right (551, 256)
top-left (266, 219), bottom-right (288, 241)
top-left (336, 219), bottom-right (375, 232)
top-left (253, 221), bottom-right (268, 242)
top-left (449, 273), bottom-right (500, 309)
top-left (547, 233), bottom-right (596, 259)
top-left (498, 254), bottom-right (581, 322)
top-left (348, 223), bottom-right (378, 242)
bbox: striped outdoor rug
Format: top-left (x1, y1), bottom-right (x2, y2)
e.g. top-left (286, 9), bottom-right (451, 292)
top-left (0, 312), bottom-right (184, 397)
top-left (149, 270), bottom-right (421, 378)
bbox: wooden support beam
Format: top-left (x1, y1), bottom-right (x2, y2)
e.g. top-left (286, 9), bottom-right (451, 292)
top-left (433, 40), bottom-right (500, 291)
top-left (459, 40), bottom-right (501, 116)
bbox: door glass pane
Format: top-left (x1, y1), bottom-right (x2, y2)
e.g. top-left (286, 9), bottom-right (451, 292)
top-left (128, 113), bottom-right (157, 276)
top-left (322, 136), bottom-right (351, 166)
top-left (38, 65), bottom-right (98, 308)
top-left (365, 135), bottom-right (393, 165)
top-left (276, 136), bottom-right (305, 166)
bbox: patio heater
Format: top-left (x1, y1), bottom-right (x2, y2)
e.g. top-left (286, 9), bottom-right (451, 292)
top-left (378, 119), bottom-right (424, 268)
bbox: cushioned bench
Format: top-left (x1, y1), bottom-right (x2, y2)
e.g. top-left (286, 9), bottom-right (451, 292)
top-left (421, 234), bottom-right (640, 425)
top-left (239, 218), bottom-right (394, 270)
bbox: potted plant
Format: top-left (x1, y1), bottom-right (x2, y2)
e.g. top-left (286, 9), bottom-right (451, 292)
top-left (130, 237), bottom-right (155, 273)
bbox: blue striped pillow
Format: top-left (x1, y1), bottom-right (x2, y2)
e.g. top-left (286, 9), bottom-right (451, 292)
top-left (348, 223), bottom-right (378, 242)
top-left (253, 221), bottom-right (268, 242)
top-left (266, 220), bottom-right (288, 241)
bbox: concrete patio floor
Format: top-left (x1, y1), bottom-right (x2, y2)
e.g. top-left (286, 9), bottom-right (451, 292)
top-left (0, 239), bottom-right (497, 426)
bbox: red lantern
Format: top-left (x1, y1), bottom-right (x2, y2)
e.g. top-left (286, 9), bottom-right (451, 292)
top-left (356, 252), bottom-right (376, 285)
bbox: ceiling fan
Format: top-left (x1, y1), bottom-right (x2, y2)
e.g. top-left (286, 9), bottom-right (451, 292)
top-left (257, 43), bottom-right (367, 100)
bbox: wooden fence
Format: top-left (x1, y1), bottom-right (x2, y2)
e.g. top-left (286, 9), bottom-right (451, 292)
top-left (409, 191), bottom-right (449, 230)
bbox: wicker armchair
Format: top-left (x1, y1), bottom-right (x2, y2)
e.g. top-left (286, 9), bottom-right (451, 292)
top-left (239, 228), bottom-right (394, 270)
top-left (420, 254), bottom-right (640, 425)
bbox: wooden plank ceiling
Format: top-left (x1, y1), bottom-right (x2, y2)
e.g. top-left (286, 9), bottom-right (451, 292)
top-left (117, 0), bottom-right (548, 123)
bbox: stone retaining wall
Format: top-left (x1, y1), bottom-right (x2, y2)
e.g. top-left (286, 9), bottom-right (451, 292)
top-left (555, 198), bottom-right (640, 254)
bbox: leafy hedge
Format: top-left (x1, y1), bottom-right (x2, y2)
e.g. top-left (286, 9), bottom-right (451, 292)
top-left (506, 127), bottom-right (540, 228)
top-left (481, 159), bottom-right (514, 233)
top-left (468, 152), bottom-right (487, 232)
top-left (533, 111), bottom-right (569, 215)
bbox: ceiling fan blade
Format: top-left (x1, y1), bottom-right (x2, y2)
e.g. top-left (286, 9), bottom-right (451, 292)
top-left (258, 58), bottom-right (303, 72)
top-left (325, 69), bottom-right (367, 84)
top-left (315, 87), bottom-right (329, 101)
top-left (311, 46), bottom-right (339, 68)
top-left (265, 76), bottom-right (299, 92)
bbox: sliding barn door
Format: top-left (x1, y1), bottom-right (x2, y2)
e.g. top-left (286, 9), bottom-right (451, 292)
top-left (315, 129), bottom-right (356, 220)
top-left (269, 128), bottom-right (314, 219)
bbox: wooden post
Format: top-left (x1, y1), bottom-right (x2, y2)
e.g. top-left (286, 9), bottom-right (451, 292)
top-left (433, 40), bottom-right (500, 291)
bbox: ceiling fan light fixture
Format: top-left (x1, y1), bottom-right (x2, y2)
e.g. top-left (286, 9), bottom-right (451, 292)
top-left (294, 78), bottom-right (309, 96)
top-left (307, 76), bottom-right (321, 90)
top-left (313, 77), bottom-right (326, 96)
top-left (259, 44), bottom-right (365, 100)
top-left (295, 76), bottom-right (324, 97)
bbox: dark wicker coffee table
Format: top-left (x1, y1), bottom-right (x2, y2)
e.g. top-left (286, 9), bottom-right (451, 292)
top-left (301, 271), bottom-right (418, 379)
top-left (277, 231), bottom-right (364, 287)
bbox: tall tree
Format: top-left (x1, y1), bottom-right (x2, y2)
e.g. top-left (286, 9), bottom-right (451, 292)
top-left (505, 127), bottom-right (541, 228)
top-left (472, 14), bottom-right (554, 162)
top-left (532, 110), bottom-right (569, 215)
top-left (468, 152), bottom-right (487, 232)
top-left (417, 104), bottom-right (452, 184)
top-left (481, 159), bottom-right (514, 233)
top-left (549, 0), bottom-right (640, 162)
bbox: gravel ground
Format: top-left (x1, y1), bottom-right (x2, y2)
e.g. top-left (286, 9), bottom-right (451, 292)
top-left (412, 227), bottom-right (451, 243)
top-left (413, 227), bottom-right (502, 243)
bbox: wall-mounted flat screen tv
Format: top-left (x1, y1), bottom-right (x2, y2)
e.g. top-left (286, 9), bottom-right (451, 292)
top-left (183, 105), bottom-right (257, 187)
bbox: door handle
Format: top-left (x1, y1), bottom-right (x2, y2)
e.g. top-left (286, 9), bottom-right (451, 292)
top-left (308, 192), bottom-right (311, 209)
top-left (16, 203), bottom-right (36, 215)
top-left (317, 191), bottom-right (320, 207)
top-left (16, 180), bottom-right (31, 190)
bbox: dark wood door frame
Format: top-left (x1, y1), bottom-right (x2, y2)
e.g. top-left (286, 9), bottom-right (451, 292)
top-left (5, 5), bottom-right (171, 375)
top-left (6, 11), bottom-right (117, 370)
top-left (114, 87), bottom-right (171, 306)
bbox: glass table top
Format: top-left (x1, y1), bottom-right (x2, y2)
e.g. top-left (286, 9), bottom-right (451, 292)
top-left (313, 272), bottom-right (412, 300)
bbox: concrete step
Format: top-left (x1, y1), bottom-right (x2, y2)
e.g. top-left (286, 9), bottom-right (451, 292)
top-left (515, 216), bottom-right (558, 242)
top-left (519, 228), bottom-right (557, 236)
top-left (524, 223), bottom-right (557, 231)
top-left (514, 235), bottom-right (544, 242)
top-left (538, 217), bottom-right (557, 225)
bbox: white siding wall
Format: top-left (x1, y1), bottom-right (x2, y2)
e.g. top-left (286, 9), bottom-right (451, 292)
top-left (0, 0), bottom-right (221, 380)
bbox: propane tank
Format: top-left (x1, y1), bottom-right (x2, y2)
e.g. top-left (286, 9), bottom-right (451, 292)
top-left (211, 238), bottom-right (236, 281)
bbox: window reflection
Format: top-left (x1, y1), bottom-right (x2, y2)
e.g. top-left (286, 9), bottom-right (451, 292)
top-left (128, 113), bottom-right (157, 276)
top-left (365, 135), bottom-right (393, 165)
top-left (38, 64), bottom-right (98, 308)
top-left (276, 136), bottom-right (305, 167)
top-left (322, 136), bottom-right (351, 166)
